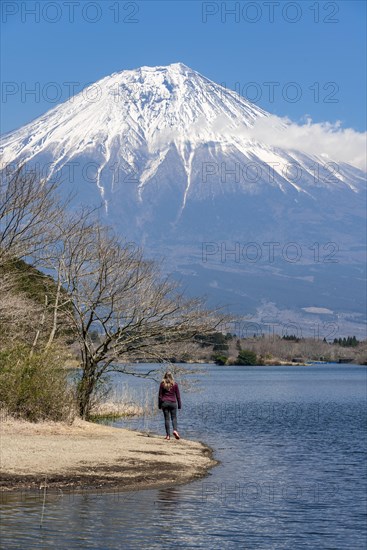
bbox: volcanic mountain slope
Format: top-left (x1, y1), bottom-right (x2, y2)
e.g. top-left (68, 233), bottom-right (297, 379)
top-left (1, 63), bottom-right (366, 336)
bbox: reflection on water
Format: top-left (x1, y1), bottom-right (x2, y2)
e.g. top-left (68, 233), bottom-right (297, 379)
top-left (1, 364), bottom-right (366, 549)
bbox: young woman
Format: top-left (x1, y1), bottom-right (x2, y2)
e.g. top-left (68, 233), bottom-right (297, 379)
top-left (158, 371), bottom-right (181, 440)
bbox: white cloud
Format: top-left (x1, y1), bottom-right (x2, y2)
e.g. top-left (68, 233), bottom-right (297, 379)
top-left (151, 112), bottom-right (367, 172)
top-left (247, 115), bottom-right (367, 172)
top-left (302, 307), bottom-right (334, 314)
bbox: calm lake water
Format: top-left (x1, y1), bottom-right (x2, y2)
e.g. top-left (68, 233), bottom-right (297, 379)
top-left (1, 364), bottom-right (366, 549)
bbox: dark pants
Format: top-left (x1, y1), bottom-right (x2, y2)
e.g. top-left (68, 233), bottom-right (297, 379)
top-left (161, 401), bottom-right (177, 435)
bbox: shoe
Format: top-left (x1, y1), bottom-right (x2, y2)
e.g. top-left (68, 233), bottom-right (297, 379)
top-left (173, 431), bottom-right (180, 440)
top-left (165, 435), bottom-right (170, 440)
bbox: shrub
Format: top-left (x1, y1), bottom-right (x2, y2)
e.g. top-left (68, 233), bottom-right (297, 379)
top-left (212, 354), bottom-right (228, 365)
top-left (0, 346), bottom-right (75, 422)
top-left (213, 343), bottom-right (229, 352)
top-left (236, 349), bottom-right (258, 366)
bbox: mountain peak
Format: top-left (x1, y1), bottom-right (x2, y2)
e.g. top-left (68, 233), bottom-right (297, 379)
top-left (126, 62), bottom-right (192, 74)
top-left (1, 63), bottom-right (268, 169)
top-left (110, 62), bottom-right (197, 86)
top-left (141, 62), bottom-right (191, 72)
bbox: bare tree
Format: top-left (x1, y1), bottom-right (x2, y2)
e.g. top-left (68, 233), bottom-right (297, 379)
top-left (0, 164), bottom-right (64, 265)
top-left (0, 260), bottom-right (70, 354)
top-left (42, 220), bottom-right (228, 419)
top-left (0, 272), bottom-right (43, 348)
top-left (0, 164), bottom-right (75, 353)
top-left (34, 209), bottom-right (95, 351)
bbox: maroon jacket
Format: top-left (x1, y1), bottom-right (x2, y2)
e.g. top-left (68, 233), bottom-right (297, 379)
top-left (158, 382), bottom-right (181, 409)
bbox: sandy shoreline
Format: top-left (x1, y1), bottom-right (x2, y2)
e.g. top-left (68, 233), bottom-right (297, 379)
top-left (0, 419), bottom-right (217, 493)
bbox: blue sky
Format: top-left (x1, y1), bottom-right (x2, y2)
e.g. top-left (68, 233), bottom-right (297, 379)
top-left (1, 0), bottom-right (366, 134)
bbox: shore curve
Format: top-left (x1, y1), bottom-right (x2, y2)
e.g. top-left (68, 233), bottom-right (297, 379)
top-left (0, 419), bottom-right (217, 493)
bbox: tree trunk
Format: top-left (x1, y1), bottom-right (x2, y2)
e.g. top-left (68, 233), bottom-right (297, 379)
top-left (30, 295), bottom-right (48, 357)
top-left (45, 277), bottom-right (62, 350)
top-left (77, 365), bottom-right (96, 420)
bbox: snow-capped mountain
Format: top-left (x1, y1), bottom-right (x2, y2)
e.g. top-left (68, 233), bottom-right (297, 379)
top-left (1, 63), bottom-right (267, 208)
top-left (1, 63), bottom-right (366, 336)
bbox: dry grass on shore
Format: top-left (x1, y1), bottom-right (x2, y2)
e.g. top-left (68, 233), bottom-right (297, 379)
top-left (88, 385), bottom-right (156, 420)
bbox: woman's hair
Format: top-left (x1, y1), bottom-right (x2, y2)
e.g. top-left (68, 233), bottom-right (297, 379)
top-left (162, 371), bottom-right (174, 390)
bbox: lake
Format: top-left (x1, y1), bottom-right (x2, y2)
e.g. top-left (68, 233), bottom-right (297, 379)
top-left (1, 364), bottom-right (366, 549)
